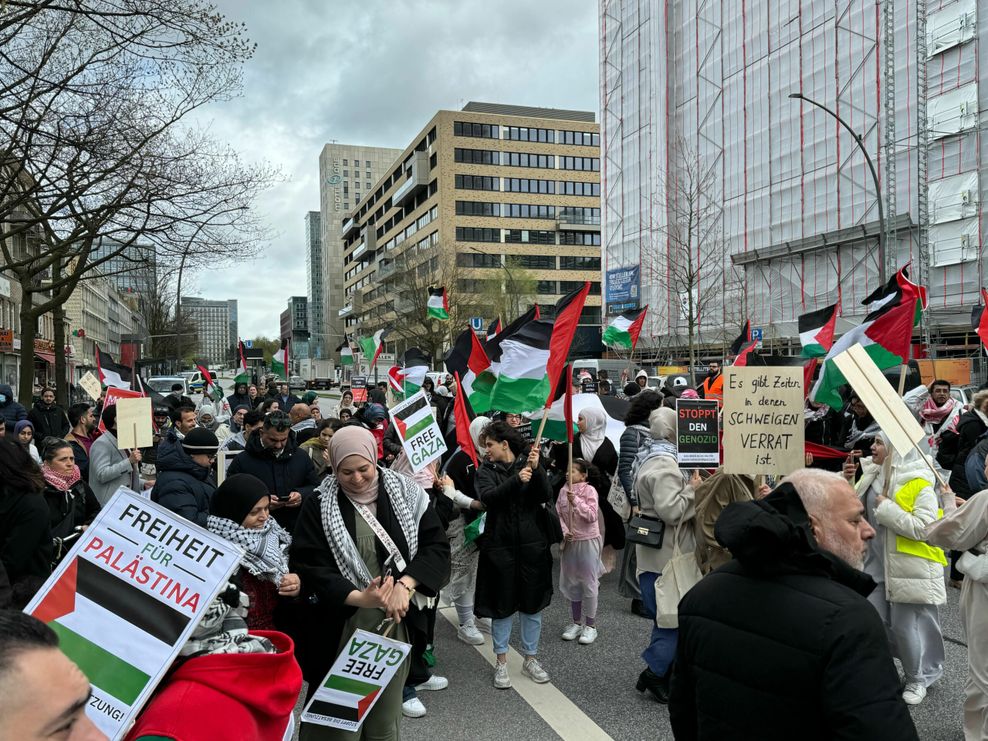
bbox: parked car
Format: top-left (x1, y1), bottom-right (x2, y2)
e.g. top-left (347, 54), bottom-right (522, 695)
top-left (147, 376), bottom-right (189, 396)
top-left (952, 384), bottom-right (979, 408)
top-left (289, 375), bottom-right (307, 393)
top-left (308, 378), bottom-right (335, 390)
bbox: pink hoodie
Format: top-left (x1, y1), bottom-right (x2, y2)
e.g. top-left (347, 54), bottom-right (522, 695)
top-left (556, 481), bottom-right (600, 541)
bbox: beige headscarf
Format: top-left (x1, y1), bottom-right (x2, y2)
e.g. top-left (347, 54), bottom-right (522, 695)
top-left (469, 415), bottom-right (492, 457)
top-left (328, 426), bottom-right (379, 504)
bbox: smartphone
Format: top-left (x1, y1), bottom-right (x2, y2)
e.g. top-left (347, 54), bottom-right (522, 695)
top-left (382, 554), bottom-right (396, 581)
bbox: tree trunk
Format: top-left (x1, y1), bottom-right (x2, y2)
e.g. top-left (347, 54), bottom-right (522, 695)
top-left (53, 301), bottom-right (67, 407)
top-left (17, 293), bottom-right (38, 404)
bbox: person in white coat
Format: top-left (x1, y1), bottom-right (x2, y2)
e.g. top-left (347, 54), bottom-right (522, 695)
top-left (926, 486), bottom-right (988, 740)
top-left (847, 430), bottom-right (947, 706)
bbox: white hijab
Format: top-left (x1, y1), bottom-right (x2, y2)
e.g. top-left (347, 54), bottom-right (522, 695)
top-left (578, 406), bottom-right (608, 463)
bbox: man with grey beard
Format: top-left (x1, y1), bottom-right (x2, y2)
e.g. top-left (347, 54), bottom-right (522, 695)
top-left (669, 468), bottom-right (919, 741)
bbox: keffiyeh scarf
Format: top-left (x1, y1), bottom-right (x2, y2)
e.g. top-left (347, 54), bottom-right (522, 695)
top-left (919, 397), bottom-right (956, 425)
top-left (207, 515), bottom-right (291, 586)
top-left (42, 463), bottom-right (81, 492)
top-left (318, 467), bottom-right (428, 589)
top-left (180, 583), bottom-right (275, 657)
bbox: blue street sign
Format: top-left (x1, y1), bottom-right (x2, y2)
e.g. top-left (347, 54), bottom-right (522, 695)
top-left (470, 317), bottom-right (484, 331)
top-left (244, 339), bottom-right (253, 349)
top-left (751, 327), bottom-right (763, 342)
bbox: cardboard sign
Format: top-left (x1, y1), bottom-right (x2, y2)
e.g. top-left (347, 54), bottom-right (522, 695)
top-left (301, 628), bottom-right (411, 733)
top-left (916, 358), bottom-right (971, 387)
top-left (96, 387), bottom-right (144, 434)
top-left (216, 449), bottom-right (241, 486)
top-left (676, 399), bottom-right (720, 467)
top-left (79, 371), bottom-right (102, 401)
top-left (23, 489), bottom-right (242, 739)
top-left (389, 391), bottom-right (447, 472)
top-left (351, 376), bottom-right (368, 404)
top-left (723, 367), bottom-right (805, 475)
top-left (832, 344), bottom-right (926, 457)
top-left (115, 397), bottom-right (154, 450)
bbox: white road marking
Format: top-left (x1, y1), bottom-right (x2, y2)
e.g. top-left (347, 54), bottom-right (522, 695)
top-left (439, 607), bottom-right (613, 741)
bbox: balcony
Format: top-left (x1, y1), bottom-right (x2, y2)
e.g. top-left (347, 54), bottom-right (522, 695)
top-left (377, 260), bottom-right (398, 280)
top-left (341, 217), bottom-right (358, 238)
top-left (557, 211), bottom-right (601, 232)
top-left (353, 227), bottom-right (378, 263)
top-left (338, 302), bottom-right (353, 318)
top-left (390, 151), bottom-right (430, 207)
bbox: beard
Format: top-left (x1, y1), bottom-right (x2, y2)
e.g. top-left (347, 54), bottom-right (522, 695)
top-left (817, 528), bottom-right (866, 571)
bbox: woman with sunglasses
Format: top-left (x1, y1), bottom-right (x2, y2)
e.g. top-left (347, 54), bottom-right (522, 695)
top-left (150, 427), bottom-right (219, 527)
top-left (290, 426), bottom-right (450, 740)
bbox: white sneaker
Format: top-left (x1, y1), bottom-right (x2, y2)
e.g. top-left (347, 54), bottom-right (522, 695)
top-left (902, 682), bottom-right (927, 705)
top-left (416, 675), bottom-right (448, 692)
top-left (475, 617), bottom-right (493, 634)
top-left (493, 662), bottom-right (511, 689)
top-left (401, 696), bottom-right (427, 718)
top-left (578, 625), bottom-right (598, 645)
top-left (457, 621), bottom-right (485, 645)
top-left (561, 622), bottom-right (583, 641)
top-left (522, 657), bottom-right (550, 684)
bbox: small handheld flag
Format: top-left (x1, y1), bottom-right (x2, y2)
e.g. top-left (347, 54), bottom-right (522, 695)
top-left (427, 287), bottom-right (449, 321)
top-left (336, 336), bottom-right (355, 367)
top-left (798, 304), bottom-right (839, 358)
top-left (602, 306), bottom-right (648, 351)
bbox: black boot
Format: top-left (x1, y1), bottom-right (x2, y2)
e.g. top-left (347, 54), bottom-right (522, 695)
top-left (636, 668), bottom-right (670, 704)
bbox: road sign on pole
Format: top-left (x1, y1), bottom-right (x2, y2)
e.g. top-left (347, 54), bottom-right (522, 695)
top-left (470, 317), bottom-right (484, 332)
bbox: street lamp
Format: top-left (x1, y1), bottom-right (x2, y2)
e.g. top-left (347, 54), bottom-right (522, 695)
top-left (788, 92), bottom-right (887, 283)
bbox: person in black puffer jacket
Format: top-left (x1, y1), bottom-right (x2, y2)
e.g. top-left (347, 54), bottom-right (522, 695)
top-left (28, 388), bottom-right (70, 441)
top-left (151, 428), bottom-right (219, 528)
top-left (0, 439), bottom-right (51, 606)
top-left (669, 469), bottom-right (918, 741)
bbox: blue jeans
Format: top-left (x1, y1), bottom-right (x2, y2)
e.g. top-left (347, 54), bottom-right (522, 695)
top-left (639, 571), bottom-right (678, 675)
top-left (492, 612), bottom-right (542, 656)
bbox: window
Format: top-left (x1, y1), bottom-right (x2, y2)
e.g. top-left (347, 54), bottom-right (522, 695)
top-left (504, 203), bottom-right (555, 219)
top-left (365, 161), bottom-right (371, 168)
top-left (366, 171), bottom-right (371, 179)
top-left (343, 159), bottom-right (348, 165)
top-left (343, 169), bottom-right (349, 177)
top-left (559, 130), bottom-right (600, 147)
top-left (365, 182), bottom-right (371, 189)
top-left (456, 201), bottom-right (501, 216)
top-left (507, 254), bottom-right (555, 269)
top-left (558, 232), bottom-right (601, 246)
top-left (506, 126), bottom-right (555, 143)
top-left (558, 181), bottom-right (600, 196)
top-left (454, 148), bottom-right (500, 165)
top-left (537, 280), bottom-right (557, 294)
top-left (504, 230), bottom-right (555, 245)
top-left (559, 256), bottom-right (601, 270)
top-left (504, 178), bottom-right (555, 194)
top-left (560, 156), bottom-right (600, 171)
top-left (455, 174), bottom-right (500, 191)
top-left (504, 152), bottom-right (554, 169)
top-left (457, 252), bottom-right (502, 268)
top-left (454, 121), bottom-right (500, 139)
top-left (560, 281), bottom-right (601, 295)
top-left (456, 227), bottom-right (501, 243)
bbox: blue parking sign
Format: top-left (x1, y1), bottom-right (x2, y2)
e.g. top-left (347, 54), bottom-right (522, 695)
top-left (751, 327), bottom-right (763, 342)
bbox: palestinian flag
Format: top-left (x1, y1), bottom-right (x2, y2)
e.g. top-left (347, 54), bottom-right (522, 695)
top-left (336, 336), bottom-right (354, 367)
top-left (544, 282), bottom-right (591, 403)
top-left (485, 305), bottom-right (539, 369)
top-left (452, 371), bottom-right (478, 467)
top-left (398, 348), bottom-right (431, 397)
top-left (387, 366), bottom-right (403, 394)
top-left (30, 557), bottom-right (189, 705)
top-left (427, 286), bottom-right (449, 321)
top-left (729, 320), bottom-right (757, 367)
top-left (235, 340), bottom-right (250, 384)
top-left (489, 320), bottom-right (553, 414)
top-left (811, 266), bottom-right (927, 409)
top-left (358, 329), bottom-right (387, 368)
top-left (486, 319), bottom-right (502, 341)
top-left (798, 304), bottom-right (839, 358)
top-left (96, 347), bottom-right (132, 390)
top-left (602, 306), bottom-right (648, 351)
top-left (972, 288), bottom-right (988, 354)
top-left (445, 327), bottom-right (495, 413)
top-left (391, 394), bottom-right (436, 441)
top-left (272, 339), bottom-right (289, 380)
top-left (305, 673), bottom-right (382, 725)
top-left (195, 361), bottom-right (222, 403)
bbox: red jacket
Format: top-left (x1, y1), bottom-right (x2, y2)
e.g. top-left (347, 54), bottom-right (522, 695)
top-left (126, 631), bottom-right (302, 741)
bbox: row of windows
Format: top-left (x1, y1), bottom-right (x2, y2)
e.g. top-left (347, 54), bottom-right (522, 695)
top-left (455, 227), bottom-right (602, 247)
top-left (505, 126), bottom-right (555, 143)
top-left (452, 122), bottom-right (599, 147)
top-left (455, 202), bottom-right (600, 220)
top-left (342, 159), bottom-right (373, 167)
top-left (342, 170), bottom-right (372, 179)
top-left (504, 152), bottom-right (554, 169)
top-left (504, 229), bottom-right (556, 245)
top-left (559, 130), bottom-right (600, 147)
top-left (455, 174), bottom-right (499, 191)
top-left (454, 149), bottom-right (600, 171)
top-left (453, 121), bottom-right (499, 139)
top-left (454, 176), bottom-right (600, 196)
top-left (455, 252), bottom-right (602, 271)
top-left (560, 156), bottom-right (600, 171)
top-left (455, 148), bottom-right (500, 165)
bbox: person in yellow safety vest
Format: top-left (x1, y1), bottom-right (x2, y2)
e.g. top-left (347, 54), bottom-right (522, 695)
top-left (697, 360), bottom-right (723, 404)
top-left (844, 430), bottom-right (947, 708)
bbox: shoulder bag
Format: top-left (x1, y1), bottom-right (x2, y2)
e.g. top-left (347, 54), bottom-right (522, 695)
top-left (625, 514), bottom-right (664, 548)
top-left (654, 520), bottom-right (703, 628)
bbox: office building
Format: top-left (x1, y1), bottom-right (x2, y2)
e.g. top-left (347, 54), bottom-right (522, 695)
top-left (304, 211), bottom-right (325, 358)
top-left (318, 143), bottom-right (402, 352)
top-left (601, 0), bottom-right (985, 358)
top-left (340, 102), bottom-right (602, 359)
top-left (180, 297), bottom-right (237, 366)
top-left (280, 296), bottom-right (310, 372)
top-left (90, 237), bottom-right (156, 295)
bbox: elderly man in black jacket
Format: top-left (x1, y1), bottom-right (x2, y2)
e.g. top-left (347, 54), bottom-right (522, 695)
top-left (669, 468), bottom-right (919, 741)
top-left (226, 410), bottom-right (319, 531)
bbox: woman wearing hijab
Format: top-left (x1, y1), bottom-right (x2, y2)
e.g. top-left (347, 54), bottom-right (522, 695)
top-left (441, 416), bottom-right (491, 645)
top-left (847, 430), bottom-right (947, 706)
top-left (332, 390), bottom-right (356, 419)
top-left (14, 419), bottom-right (41, 463)
top-left (353, 402), bottom-right (389, 462)
top-left (290, 427), bottom-right (450, 740)
top-left (207, 473), bottom-right (301, 630)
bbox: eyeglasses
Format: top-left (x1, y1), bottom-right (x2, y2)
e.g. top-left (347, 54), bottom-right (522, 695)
top-left (266, 411), bottom-right (291, 431)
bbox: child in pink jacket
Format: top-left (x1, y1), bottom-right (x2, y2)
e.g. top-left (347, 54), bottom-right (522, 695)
top-left (557, 459), bottom-right (605, 645)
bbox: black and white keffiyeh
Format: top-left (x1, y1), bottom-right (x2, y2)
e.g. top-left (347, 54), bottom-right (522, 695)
top-left (207, 515), bottom-right (291, 586)
top-left (318, 467), bottom-right (428, 589)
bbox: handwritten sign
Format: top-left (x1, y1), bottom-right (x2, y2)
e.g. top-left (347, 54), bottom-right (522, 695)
top-left (389, 391), bottom-right (447, 472)
top-left (79, 371), bottom-right (102, 401)
top-left (23, 489), bottom-right (242, 739)
top-left (676, 399), bottom-right (720, 467)
top-left (115, 397), bottom-right (153, 450)
top-left (723, 367), bottom-right (804, 475)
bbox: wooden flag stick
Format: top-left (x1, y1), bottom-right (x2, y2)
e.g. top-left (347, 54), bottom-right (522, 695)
top-left (533, 406), bottom-right (551, 449)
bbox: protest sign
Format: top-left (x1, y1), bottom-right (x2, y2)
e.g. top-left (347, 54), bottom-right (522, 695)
top-left (96, 387), bottom-right (144, 434)
top-left (79, 371), bottom-right (102, 401)
top-left (723, 366), bottom-right (804, 475)
top-left (389, 390), bottom-right (447, 472)
top-left (351, 376), bottom-right (368, 403)
top-left (115, 397), bottom-right (153, 450)
top-left (216, 449), bottom-right (241, 486)
top-left (23, 489), bottom-right (242, 740)
top-left (301, 628), bottom-right (411, 733)
top-left (676, 399), bottom-right (720, 467)
top-left (581, 379), bottom-right (599, 394)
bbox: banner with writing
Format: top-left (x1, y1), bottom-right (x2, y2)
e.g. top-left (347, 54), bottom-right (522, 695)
top-left (723, 367), bottom-right (804, 475)
top-left (676, 399), bottom-right (720, 467)
top-left (351, 376), bottom-right (368, 404)
top-left (23, 489), bottom-right (242, 739)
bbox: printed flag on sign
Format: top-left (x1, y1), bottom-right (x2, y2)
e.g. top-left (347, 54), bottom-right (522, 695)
top-left (391, 394), bottom-right (434, 440)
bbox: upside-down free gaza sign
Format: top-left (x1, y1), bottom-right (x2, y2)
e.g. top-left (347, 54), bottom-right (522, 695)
top-left (389, 390), bottom-right (447, 472)
top-left (23, 489), bottom-right (242, 740)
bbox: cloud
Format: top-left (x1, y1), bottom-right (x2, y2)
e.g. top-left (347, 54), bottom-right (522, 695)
top-left (195, 0), bottom-right (599, 338)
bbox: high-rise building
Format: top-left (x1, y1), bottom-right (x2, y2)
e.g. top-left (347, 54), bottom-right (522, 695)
top-left (90, 237), bottom-right (156, 295)
top-left (340, 102), bottom-right (602, 360)
top-left (180, 297), bottom-right (237, 365)
top-left (318, 144), bottom-right (402, 353)
top-left (304, 211), bottom-right (324, 359)
top-left (601, 0), bottom-right (985, 358)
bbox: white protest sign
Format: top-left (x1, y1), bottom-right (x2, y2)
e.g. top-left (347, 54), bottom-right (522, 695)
top-left (79, 371), bottom-right (102, 400)
top-left (388, 390), bottom-right (447, 472)
top-left (832, 343), bottom-right (926, 457)
top-left (115, 397), bottom-right (154, 450)
top-left (23, 489), bottom-right (243, 740)
top-left (723, 366), bottom-right (805, 475)
top-left (301, 628), bottom-right (411, 732)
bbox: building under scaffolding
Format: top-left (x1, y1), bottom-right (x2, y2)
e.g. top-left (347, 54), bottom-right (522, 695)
top-left (600, 0), bottom-right (985, 362)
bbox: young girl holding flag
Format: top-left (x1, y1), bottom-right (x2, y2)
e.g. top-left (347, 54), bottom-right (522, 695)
top-left (557, 458), bottom-right (605, 645)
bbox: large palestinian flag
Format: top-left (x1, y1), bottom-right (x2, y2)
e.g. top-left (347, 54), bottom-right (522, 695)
top-left (445, 327), bottom-right (495, 413)
top-left (488, 320), bottom-right (553, 414)
top-left (359, 329), bottom-right (388, 368)
top-left (811, 267), bottom-right (927, 409)
top-left (798, 304), bottom-right (839, 358)
top-left (602, 306), bottom-right (648, 351)
top-left (29, 557), bottom-right (189, 705)
top-left (544, 282), bottom-right (591, 402)
top-left (398, 348), bottom-right (431, 396)
top-left (96, 347), bottom-right (132, 390)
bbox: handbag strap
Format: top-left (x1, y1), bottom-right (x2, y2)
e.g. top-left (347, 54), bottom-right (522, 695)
top-left (351, 500), bottom-right (407, 573)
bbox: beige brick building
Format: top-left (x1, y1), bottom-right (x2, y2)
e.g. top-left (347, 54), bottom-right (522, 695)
top-left (339, 102), bottom-right (602, 361)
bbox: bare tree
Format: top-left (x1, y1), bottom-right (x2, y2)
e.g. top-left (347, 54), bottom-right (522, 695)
top-left (0, 1), bottom-right (275, 402)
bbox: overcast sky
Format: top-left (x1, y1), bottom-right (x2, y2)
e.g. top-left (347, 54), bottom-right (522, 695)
top-left (194, 0), bottom-right (600, 338)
